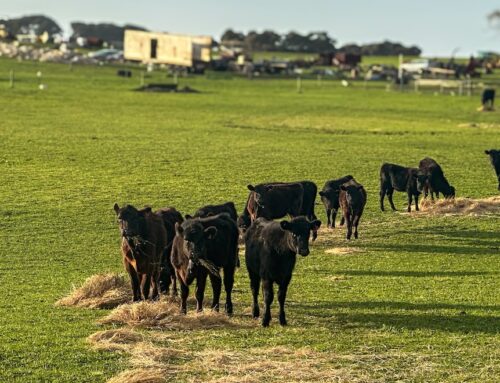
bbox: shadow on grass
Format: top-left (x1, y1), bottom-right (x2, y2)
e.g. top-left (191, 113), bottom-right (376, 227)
top-left (330, 312), bottom-right (500, 334)
top-left (299, 300), bottom-right (500, 312)
top-left (296, 303), bottom-right (500, 334)
top-left (362, 242), bottom-right (499, 256)
top-left (334, 270), bottom-right (494, 277)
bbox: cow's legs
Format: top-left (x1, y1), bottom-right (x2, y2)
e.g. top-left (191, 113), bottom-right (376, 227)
top-left (380, 187), bottom-right (386, 211)
top-left (262, 279), bottom-right (274, 327)
top-left (209, 273), bottom-right (221, 312)
top-left (345, 212), bottom-right (353, 240)
top-left (249, 272), bottom-right (261, 318)
top-left (414, 194), bottom-right (420, 211)
top-left (332, 208), bottom-right (339, 227)
top-left (151, 268), bottom-right (160, 301)
top-left (223, 266), bottom-right (235, 315)
top-left (128, 266), bottom-right (142, 302)
top-left (326, 208), bottom-right (332, 228)
top-left (195, 271), bottom-right (208, 312)
top-left (141, 273), bottom-right (151, 300)
top-left (277, 281), bottom-right (290, 326)
top-left (353, 214), bottom-right (361, 239)
top-left (179, 275), bottom-right (189, 314)
top-left (407, 193), bottom-right (413, 212)
top-left (170, 271), bottom-right (178, 297)
top-left (387, 189), bottom-right (397, 211)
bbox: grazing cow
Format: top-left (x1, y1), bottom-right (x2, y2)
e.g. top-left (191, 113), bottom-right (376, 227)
top-left (485, 150), bottom-right (500, 191)
top-left (171, 213), bottom-right (239, 314)
top-left (191, 202), bottom-right (238, 221)
top-left (418, 157), bottom-right (455, 199)
top-left (482, 89), bottom-right (495, 109)
top-left (339, 180), bottom-right (367, 239)
top-left (114, 204), bottom-right (167, 302)
top-left (240, 181), bottom-right (319, 239)
top-left (319, 175), bottom-right (354, 228)
top-left (155, 207), bottom-right (184, 296)
top-left (245, 216), bottom-right (321, 327)
top-left (380, 163), bottom-right (427, 212)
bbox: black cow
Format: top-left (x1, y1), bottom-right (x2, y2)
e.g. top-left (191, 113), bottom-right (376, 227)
top-left (191, 202), bottom-right (238, 221)
top-left (319, 175), bottom-right (354, 228)
top-left (380, 163), bottom-right (427, 212)
top-left (339, 179), bottom-right (367, 240)
top-left (245, 216), bottom-right (321, 327)
top-left (155, 207), bottom-right (184, 296)
top-left (485, 150), bottom-right (500, 191)
top-left (171, 213), bottom-right (239, 314)
top-left (482, 89), bottom-right (495, 109)
top-left (418, 157), bottom-right (455, 199)
top-left (241, 181), bottom-right (319, 239)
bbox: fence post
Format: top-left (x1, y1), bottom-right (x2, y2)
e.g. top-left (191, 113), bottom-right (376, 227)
top-left (9, 69), bottom-right (14, 88)
top-left (297, 76), bottom-right (302, 93)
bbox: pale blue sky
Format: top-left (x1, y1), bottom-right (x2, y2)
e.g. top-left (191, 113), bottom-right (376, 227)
top-left (1, 0), bottom-right (499, 56)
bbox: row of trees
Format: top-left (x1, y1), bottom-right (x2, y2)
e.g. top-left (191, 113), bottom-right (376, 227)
top-left (338, 41), bottom-right (422, 56)
top-left (0, 15), bottom-right (147, 44)
top-left (221, 29), bottom-right (336, 53)
top-left (221, 29), bottom-right (422, 56)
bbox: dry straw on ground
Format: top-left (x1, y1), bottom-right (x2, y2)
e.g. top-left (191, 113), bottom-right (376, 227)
top-left (324, 247), bottom-right (361, 255)
top-left (418, 196), bottom-right (500, 216)
top-left (99, 300), bottom-right (245, 330)
top-left (106, 368), bottom-right (169, 383)
top-left (87, 328), bottom-right (144, 352)
top-left (55, 273), bottom-right (130, 309)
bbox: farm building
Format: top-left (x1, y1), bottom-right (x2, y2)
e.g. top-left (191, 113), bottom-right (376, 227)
top-left (124, 30), bottom-right (212, 67)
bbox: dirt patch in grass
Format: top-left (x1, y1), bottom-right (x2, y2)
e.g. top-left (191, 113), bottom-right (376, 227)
top-left (418, 197), bottom-right (500, 216)
top-left (56, 273), bottom-right (130, 309)
top-left (325, 247), bottom-right (361, 256)
top-left (99, 300), bottom-right (249, 330)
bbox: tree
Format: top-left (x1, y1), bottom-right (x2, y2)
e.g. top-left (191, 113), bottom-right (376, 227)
top-left (221, 29), bottom-right (245, 43)
top-left (0, 15), bottom-right (62, 37)
top-left (244, 30), bottom-right (281, 51)
top-left (70, 22), bottom-right (147, 44)
top-left (488, 10), bottom-right (500, 29)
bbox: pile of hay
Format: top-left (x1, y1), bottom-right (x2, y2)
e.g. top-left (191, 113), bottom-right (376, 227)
top-left (56, 273), bottom-right (130, 309)
top-left (87, 328), bottom-right (144, 352)
top-left (419, 197), bottom-right (500, 216)
top-left (99, 300), bottom-right (242, 330)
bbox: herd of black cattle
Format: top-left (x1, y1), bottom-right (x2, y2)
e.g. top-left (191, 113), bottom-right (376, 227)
top-left (113, 151), bottom-right (500, 327)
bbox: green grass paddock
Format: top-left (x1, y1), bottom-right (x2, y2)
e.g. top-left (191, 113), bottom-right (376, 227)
top-left (0, 58), bottom-right (498, 382)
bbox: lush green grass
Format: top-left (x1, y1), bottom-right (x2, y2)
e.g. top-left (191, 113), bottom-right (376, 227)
top-left (0, 57), bottom-right (499, 382)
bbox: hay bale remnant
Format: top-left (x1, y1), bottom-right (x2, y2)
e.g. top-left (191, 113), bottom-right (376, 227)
top-left (56, 273), bottom-right (130, 309)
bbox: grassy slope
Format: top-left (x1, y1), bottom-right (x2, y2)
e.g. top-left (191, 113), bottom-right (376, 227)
top-left (0, 58), bottom-right (499, 382)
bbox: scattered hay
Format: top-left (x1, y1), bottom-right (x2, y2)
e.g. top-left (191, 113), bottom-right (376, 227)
top-left (87, 328), bottom-right (143, 352)
top-left (99, 300), bottom-right (242, 330)
top-left (106, 368), bottom-right (169, 383)
top-left (419, 197), bottom-right (500, 216)
top-left (56, 273), bottom-right (130, 309)
top-left (325, 247), bottom-right (361, 255)
top-left (129, 343), bottom-right (183, 368)
top-left (326, 275), bottom-right (348, 282)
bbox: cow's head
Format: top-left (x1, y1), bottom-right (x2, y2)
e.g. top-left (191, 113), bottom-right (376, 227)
top-left (247, 184), bottom-right (274, 208)
top-left (280, 217), bottom-right (321, 256)
top-left (485, 150), bottom-right (500, 190)
top-left (415, 173), bottom-right (428, 193)
top-left (175, 219), bottom-right (217, 273)
top-left (114, 203), bottom-right (149, 238)
top-left (237, 214), bottom-right (251, 238)
top-left (443, 185), bottom-right (456, 198)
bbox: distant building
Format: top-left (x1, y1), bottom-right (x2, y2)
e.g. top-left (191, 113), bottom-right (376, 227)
top-left (124, 30), bottom-right (212, 67)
